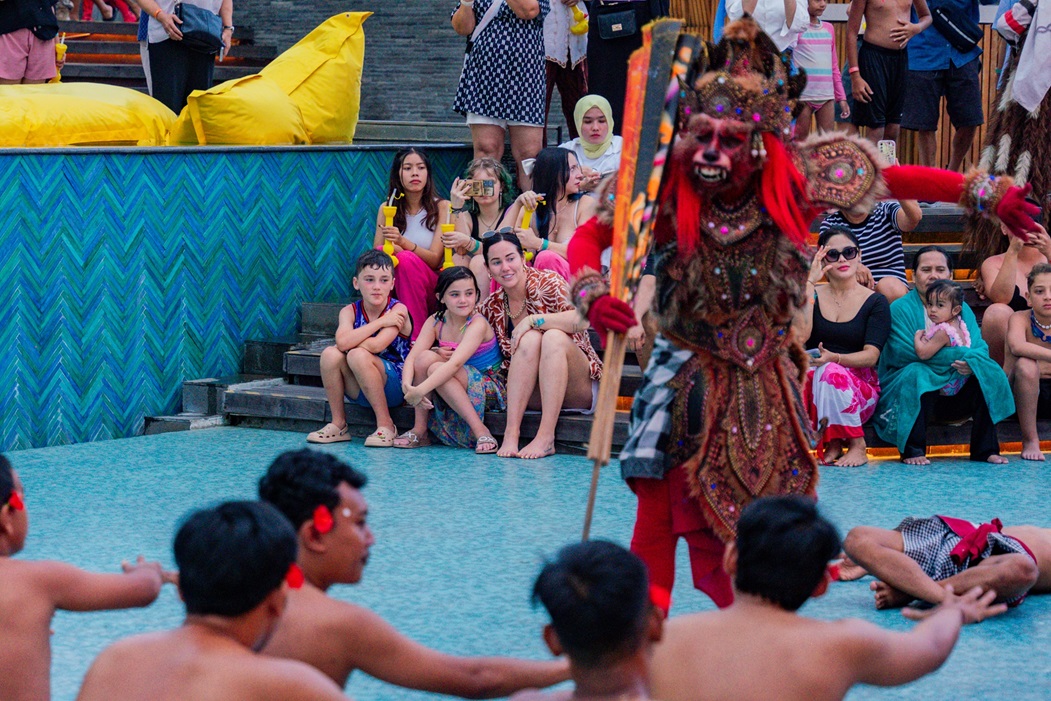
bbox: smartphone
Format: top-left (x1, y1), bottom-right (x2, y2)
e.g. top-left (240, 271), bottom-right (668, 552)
top-left (806, 348), bottom-right (822, 359)
top-left (877, 139), bottom-right (896, 165)
top-left (466, 179), bottom-right (495, 197)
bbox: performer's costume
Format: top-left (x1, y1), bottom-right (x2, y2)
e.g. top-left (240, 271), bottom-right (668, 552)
top-left (567, 18), bottom-right (1039, 607)
top-left (895, 515), bottom-right (1037, 607)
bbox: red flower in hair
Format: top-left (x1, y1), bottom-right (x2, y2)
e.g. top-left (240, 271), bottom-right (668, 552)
top-left (286, 563), bottom-right (305, 589)
top-left (313, 505), bottom-right (334, 534)
top-left (7, 492), bottom-right (24, 511)
top-left (649, 584), bottom-right (672, 615)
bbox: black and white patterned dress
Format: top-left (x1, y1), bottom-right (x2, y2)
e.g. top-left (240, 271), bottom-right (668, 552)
top-left (452, 0), bottom-right (550, 125)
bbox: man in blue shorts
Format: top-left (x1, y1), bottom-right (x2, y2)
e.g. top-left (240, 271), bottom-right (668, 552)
top-left (901, 0), bottom-right (998, 171)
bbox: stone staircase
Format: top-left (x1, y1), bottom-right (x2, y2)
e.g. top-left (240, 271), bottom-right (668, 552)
top-left (57, 20), bottom-right (276, 91)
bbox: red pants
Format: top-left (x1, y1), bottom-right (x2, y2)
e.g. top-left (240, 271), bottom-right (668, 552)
top-left (629, 466), bottom-right (734, 609)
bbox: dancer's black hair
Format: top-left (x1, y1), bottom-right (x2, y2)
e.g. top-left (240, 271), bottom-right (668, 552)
top-left (259, 449), bottom-right (367, 530)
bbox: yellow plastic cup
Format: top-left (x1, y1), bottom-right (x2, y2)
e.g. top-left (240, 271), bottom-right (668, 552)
top-left (381, 205), bottom-right (400, 267)
top-left (440, 223), bottom-right (456, 270)
top-left (52, 41), bottom-right (68, 83)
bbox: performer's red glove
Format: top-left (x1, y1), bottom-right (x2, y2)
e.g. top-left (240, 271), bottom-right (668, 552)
top-left (588, 294), bottom-right (637, 337)
top-left (996, 183), bottom-right (1041, 242)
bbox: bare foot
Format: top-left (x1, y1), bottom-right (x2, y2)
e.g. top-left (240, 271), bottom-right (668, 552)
top-left (518, 437), bottom-right (556, 459)
top-left (871, 580), bottom-right (912, 609)
top-left (986, 454), bottom-right (1009, 464)
top-left (835, 440), bottom-right (868, 467)
top-left (903, 455), bottom-right (931, 465)
top-left (497, 436), bottom-right (520, 458)
top-left (1021, 440), bottom-right (1046, 461)
top-left (821, 439), bottom-right (844, 466)
top-left (836, 556), bottom-right (869, 581)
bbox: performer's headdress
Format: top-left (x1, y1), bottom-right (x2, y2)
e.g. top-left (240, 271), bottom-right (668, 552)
top-left (678, 18), bottom-right (806, 146)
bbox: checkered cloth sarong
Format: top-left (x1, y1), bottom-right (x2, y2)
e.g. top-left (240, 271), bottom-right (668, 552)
top-left (619, 333), bottom-right (695, 480)
top-left (896, 515), bottom-right (1034, 607)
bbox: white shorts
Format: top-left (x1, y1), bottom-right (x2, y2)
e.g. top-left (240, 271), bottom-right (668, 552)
top-left (466, 112), bottom-right (541, 129)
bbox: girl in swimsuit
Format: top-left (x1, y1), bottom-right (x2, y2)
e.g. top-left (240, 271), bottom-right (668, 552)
top-left (396, 266), bottom-right (505, 454)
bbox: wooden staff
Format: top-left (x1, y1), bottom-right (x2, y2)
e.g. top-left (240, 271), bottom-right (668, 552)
top-left (582, 18), bottom-right (689, 541)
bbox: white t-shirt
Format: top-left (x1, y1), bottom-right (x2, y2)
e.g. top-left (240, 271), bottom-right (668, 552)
top-left (148, 0), bottom-right (224, 44)
top-left (402, 210), bottom-right (436, 251)
top-left (725, 0), bottom-right (809, 52)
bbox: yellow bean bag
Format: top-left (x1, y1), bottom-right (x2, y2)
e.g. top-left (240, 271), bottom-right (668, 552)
top-left (261, 12), bottom-right (371, 144)
top-left (168, 74), bottom-right (309, 146)
top-left (0, 82), bottom-right (175, 147)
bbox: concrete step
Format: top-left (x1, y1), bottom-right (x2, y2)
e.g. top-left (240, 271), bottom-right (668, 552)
top-left (143, 413), bottom-right (225, 435)
top-left (62, 62), bottom-right (256, 85)
top-left (222, 381), bottom-right (631, 452)
top-left (282, 340), bottom-right (644, 397)
top-left (244, 337), bottom-right (299, 376)
top-left (182, 374), bottom-right (281, 415)
top-left (66, 40), bottom-right (274, 63)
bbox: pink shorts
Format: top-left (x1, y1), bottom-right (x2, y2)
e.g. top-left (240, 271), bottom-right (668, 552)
top-left (0, 29), bottom-right (56, 82)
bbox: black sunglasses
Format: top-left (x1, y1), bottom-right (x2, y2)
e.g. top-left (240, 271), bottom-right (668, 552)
top-left (481, 226), bottom-right (515, 240)
top-left (824, 246), bottom-right (859, 262)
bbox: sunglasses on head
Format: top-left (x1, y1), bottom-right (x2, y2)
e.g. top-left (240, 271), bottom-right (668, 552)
top-left (481, 226), bottom-right (515, 240)
top-left (824, 246), bottom-right (859, 262)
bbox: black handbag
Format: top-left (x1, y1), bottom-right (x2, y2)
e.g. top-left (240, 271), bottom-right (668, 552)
top-left (931, 5), bottom-right (982, 53)
top-left (174, 2), bottom-right (223, 55)
top-left (593, 2), bottom-right (639, 40)
top-left (17, 0), bottom-right (60, 41)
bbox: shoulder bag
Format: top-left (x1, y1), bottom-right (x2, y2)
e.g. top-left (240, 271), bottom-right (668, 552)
top-left (174, 2), bottom-right (224, 55)
top-left (930, 5), bottom-right (983, 53)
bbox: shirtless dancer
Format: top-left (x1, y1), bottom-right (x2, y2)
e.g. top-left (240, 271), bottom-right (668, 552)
top-left (258, 449), bottom-right (569, 696)
top-left (77, 501), bottom-right (348, 701)
top-left (846, 0), bottom-right (931, 144)
top-left (0, 455), bottom-right (170, 701)
top-left (512, 540), bottom-right (664, 701)
top-left (843, 514), bottom-right (1051, 609)
top-left (649, 496), bottom-right (1004, 701)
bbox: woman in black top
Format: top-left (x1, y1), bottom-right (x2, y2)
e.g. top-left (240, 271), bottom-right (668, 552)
top-left (448, 158), bottom-right (516, 300)
top-left (797, 228), bottom-right (891, 466)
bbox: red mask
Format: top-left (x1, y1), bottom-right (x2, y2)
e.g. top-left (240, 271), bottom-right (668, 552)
top-left (675, 113), bottom-right (758, 197)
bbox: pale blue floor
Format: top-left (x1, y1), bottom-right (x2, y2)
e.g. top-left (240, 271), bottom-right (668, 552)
top-left (8, 427), bottom-right (1051, 701)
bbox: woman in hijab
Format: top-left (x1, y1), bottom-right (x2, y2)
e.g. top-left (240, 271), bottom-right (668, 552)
top-left (558, 95), bottom-right (622, 190)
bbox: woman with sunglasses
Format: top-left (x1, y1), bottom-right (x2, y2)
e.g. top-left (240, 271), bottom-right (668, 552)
top-left (477, 231), bottom-right (602, 459)
top-left (796, 228), bottom-right (891, 466)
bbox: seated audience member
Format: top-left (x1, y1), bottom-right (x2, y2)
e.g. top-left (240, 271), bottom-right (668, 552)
top-left (819, 198), bottom-right (921, 303)
top-left (307, 250), bottom-right (412, 448)
top-left (973, 222), bottom-right (1050, 366)
top-left (872, 246), bottom-right (1014, 465)
top-left (0, 455), bottom-right (169, 701)
top-left (558, 95), bottom-right (623, 190)
top-left (512, 540), bottom-right (663, 701)
top-left (914, 280), bottom-right (971, 369)
top-left (502, 147), bottom-right (597, 276)
top-left (397, 267), bottom-right (504, 453)
top-left (76, 501), bottom-right (347, 701)
top-left (797, 230), bottom-right (891, 466)
top-left (373, 148), bottom-right (450, 340)
top-left (258, 449), bottom-right (569, 695)
top-left (1006, 263), bottom-right (1051, 460)
top-left (843, 513), bottom-right (1051, 609)
top-left (648, 496), bottom-right (1007, 701)
top-left (478, 232), bottom-right (603, 459)
top-left (447, 157), bottom-right (516, 274)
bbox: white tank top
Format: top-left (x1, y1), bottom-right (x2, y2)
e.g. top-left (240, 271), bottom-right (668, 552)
top-left (403, 209), bottom-right (435, 251)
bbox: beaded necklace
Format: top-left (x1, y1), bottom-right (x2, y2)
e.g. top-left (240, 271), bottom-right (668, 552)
top-left (1031, 311), bottom-right (1051, 343)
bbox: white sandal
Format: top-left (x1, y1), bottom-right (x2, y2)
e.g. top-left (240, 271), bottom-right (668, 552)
top-left (307, 423), bottom-right (350, 444)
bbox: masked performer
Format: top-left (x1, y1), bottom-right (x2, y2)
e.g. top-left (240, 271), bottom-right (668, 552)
top-left (567, 17), bottom-right (1039, 608)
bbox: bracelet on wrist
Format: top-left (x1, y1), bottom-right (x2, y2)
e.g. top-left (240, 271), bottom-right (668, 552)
top-left (152, 8), bottom-right (163, 18)
top-left (540, 238), bottom-right (550, 252)
top-left (848, 66), bottom-right (860, 75)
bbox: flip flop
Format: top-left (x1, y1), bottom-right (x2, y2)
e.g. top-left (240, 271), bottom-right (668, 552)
top-left (363, 426), bottom-right (396, 448)
top-left (393, 431), bottom-right (431, 449)
top-left (306, 423), bottom-right (350, 444)
top-left (475, 435), bottom-right (498, 454)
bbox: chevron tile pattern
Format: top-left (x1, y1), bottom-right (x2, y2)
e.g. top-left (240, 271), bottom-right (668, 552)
top-left (0, 146), bottom-right (471, 450)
